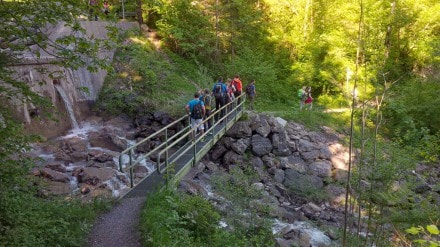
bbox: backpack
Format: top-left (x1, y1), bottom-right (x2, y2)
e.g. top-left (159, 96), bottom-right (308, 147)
top-left (191, 100), bottom-right (203, 119)
top-left (246, 84), bottom-right (253, 95)
top-left (213, 83), bottom-right (223, 99)
top-left (297, 89), bottom-right (304, 99)
top-left (202, 95), bottom-right (212, 110)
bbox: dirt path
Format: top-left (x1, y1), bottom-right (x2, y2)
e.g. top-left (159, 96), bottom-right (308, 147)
top-left (86, 197), bottom-right (146, 247)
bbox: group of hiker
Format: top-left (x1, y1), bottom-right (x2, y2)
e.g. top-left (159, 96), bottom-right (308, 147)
top-left (298, 86), bottom-right (313, 110)
top-left (185, 75), bottom-right (257, 142)
top-left (88, 0), bottom-right (110, 21)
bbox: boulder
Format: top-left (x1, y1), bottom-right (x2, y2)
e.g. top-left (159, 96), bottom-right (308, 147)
top-left (77, 167), bottom-right (115, 186)
top-left (230, 138), bottom-right (250, 155)
top-left (251, 134), bottom-right (273, 156)
top-left (211, 143), bottom-right (228, 161)
top-left (223, 150), bottom-right (244, 165)
top-left (250, 115), bottom-right (271, 137)
top-left (88, 131), bottom-right (124, 152)
top-left (283, 169), bottom-right (324, 192)
top-left (272, 131), bottom-right (292, 156)
top-left (45, 162), bottom-right (67, 173)
top-left (308, 160), bottom-right (332, 178)
top-left (44, 181), bottom-right (71, 195)
top-left (40, 168), bottom-right (70, 183)
top-left (226, 120), bottom-right (252, 138)
top-left (279, 156), bottom-right (307, 174)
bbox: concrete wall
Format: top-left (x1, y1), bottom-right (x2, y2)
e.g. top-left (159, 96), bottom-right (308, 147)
top-left (6, 21), bottom-right (138, 138)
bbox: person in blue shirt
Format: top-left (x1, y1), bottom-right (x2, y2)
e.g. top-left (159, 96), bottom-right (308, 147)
top-left (212, 77), bottom-right (227, 122)
top-left (246, 80), bottom-right (257, 110)
top-left (185, 92), bottom-right (206, 141)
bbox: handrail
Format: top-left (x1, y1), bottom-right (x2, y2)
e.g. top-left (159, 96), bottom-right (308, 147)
top-left (118, 93), bottom-right (246, 187)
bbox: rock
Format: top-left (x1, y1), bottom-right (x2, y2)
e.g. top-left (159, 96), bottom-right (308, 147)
top-left (262, 154), bottom-right (279, 168)
top-left (251, 134), bottom-right (273, 156)
top-left (225, 120), bottom-right (252, 138)
top-left (267, 116), bottom-right (285, 133)
top-left (250, 115), bottom-right (271, 137)
top-left (179, 180), bottom-right (208, 197)
top-left (302, 202), bottom-right (322, 218)
top-left (279, 156), bottom-right (307, 174)
top-left (273, 169), bottom-right (285, 184)
top-left (44, 181), bottom-right (71, 195)
top-left (272, 131), bottom-right (292, 156)
top-left (77, 167), bottom-right (115, 186)
top-left (41, 168), bottom-right (70, 182)
top-left (45, 162), bottom-right (67, 173)
top-left (250, 156), bottom-right (264, 169)
top-left (211, 143), bottom-right (227, 161)
top-left (61, 137), bottom-right (88, 153)
top-left (283, 169), bottom-right (324, 192)
top-left (134, 165), bottom-right (148, 178)
top-left (205, 161), bottom-right (219, 172)
top-left (308, 160), bottom-right (332, 178)
top-left (88, 131), bottom-right (124, 152)
top-left (230, 138), bottom-right (250, 155)
top-left (415, 184), bottom-right (431, 194)
top-left (325, 184), bottom-right (346, 205)
top-left (223, 150), bottom-right (244, 165)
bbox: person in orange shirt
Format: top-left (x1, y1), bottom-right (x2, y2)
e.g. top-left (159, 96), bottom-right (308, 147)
top-left (232, 74), bottom-right (242, 105)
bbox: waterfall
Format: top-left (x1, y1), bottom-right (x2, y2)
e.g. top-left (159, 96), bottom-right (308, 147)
top-left (55, 85), bottom-right (79, 129)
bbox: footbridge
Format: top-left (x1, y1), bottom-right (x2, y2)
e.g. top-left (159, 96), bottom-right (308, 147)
top-left (119, 94), bottom-right (247, 198)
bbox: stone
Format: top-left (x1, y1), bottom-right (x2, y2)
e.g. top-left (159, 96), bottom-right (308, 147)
top-left (273, 169), bottom-right (285, 184)
top-left (251, 134), bottom-right (273, 156)
top-left (230, 138), bottom-right (250, 155)
top-left (88, 131), bottom-right (123, 152)
top-left (272, 131), bottom-right (292, 156)
top-left (211, 143), bottom-right (227, 161)
top-left (225, 120), bottom-right (252, 138)
top-left (178, 180), bottom-right (208, 197)
top-left (223, 150), bottom-right (244, 165)
top-left (283, 169), bottom-right (324, 192)
top-left (308, 160), bottom-right (332, 178)
top-left (45, 162), bottom-right (67, 173)
top-left (44, 181), bottom-right (71, 195)
top-left (252, 117), bottom-right (271, 137)
top-left (77, 167), bottom-right (115, 186)
top-left (279, 156), bottom-right (307, 174)
top-left (41, 168), bottom-right (70, 183)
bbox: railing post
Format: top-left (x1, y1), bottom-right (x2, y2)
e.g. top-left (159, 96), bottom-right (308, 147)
top-left (129, 149), bottom-right (134, 188)
top-left (118, 155), bottom-right (123, 173)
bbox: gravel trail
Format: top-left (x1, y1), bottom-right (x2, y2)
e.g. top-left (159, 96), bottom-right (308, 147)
top-left (86, 197), bottom-right (146, 247)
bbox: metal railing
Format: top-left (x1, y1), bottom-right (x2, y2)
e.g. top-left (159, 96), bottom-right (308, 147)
top-left (118, 93), bottom-right (246, 188)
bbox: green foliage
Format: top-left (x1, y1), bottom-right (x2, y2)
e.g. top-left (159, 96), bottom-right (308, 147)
top-left (96, 35), bottom-right (213, 117)
top-left (405, 225), bottom-right (440, 247)
top-left (140, 188), bottom-right (221, 246)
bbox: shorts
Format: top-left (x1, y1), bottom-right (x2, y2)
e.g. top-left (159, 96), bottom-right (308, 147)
top-left (191, 118), bottom-right (204, 131)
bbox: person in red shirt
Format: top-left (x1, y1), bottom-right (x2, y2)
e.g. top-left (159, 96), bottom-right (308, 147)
top-left (232, 74), bottom-right (242, 105)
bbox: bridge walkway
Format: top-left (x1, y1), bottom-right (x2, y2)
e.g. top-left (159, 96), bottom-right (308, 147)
top-left (120, 94), bottom-right (246, 198)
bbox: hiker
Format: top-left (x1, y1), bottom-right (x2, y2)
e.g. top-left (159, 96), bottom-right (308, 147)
top-left (185, 92), bottom-right (206, 142)
top-left (304, 86), bottom-right (313, 110)
top-left (212, 77), bottom-right (227, 122)
top-left (298, 86), bottom-right (306, 110)
top-left (232, 75), bottom-right (242, 105)
top-left (226, 79), bottom-right (236, 111)
top-left (88, 0), bottom-right (98, 21)
top-left (103, 1), bottom-right (110, 16)
top-left (200, 88), bottom-right (213, 134)
top-left (246, 80), bottom-right (257, 110)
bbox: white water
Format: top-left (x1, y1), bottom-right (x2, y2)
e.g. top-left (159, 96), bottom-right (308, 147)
top-left (55, 85), bottom-right (79, 129)
top-left (272, 219), bottom-right (331, 246)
